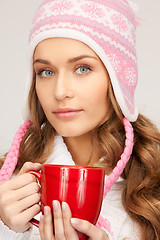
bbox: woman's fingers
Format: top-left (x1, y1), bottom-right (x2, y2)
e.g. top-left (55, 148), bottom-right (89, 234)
top-left (18, 162), bottom-right (42, 175)
top-left (9, 203), bottom-right (40, 233)
top-left (39, 216), bottom-right (45, 240)
top-left (0, 173), bottom-right (40, 232)
top-left (0, 163), bottom-right (42, 233)
top-left (16, 181), bottom-right (40, 200)
top-left (39, 202), bottom-right (79, 240)
top-left (39, 206), bottom-right (54, 240)
top-left (14, 192), bottom-right (40, 213)
top-left (62, 202), bottom-right (79, 240)
top-left (53, 200), bottom-right (65, 239)
top-left (40, 202), bottom-right (109, 240)
top-left (7, 181), bottom-right (40, 202)
top-left (0, 174), bottom-right (39, 216)
top-left (71, 218), bottom-right (109, 240)
top-left (0, 172), bottom-right (36, 192)
top-left (19, 203), bottom-right (41, 223)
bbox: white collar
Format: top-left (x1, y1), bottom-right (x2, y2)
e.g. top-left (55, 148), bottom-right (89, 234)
top-left (46, 135), bottom-right (75, 165)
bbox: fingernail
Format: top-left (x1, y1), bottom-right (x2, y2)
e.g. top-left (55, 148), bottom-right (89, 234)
top-left (62, 202), bottom-right (68, 212)
top-left (71, 218), bottom-right (81, 226)
top-left (53, 200), bottom-right (59, 212)
top-left (44, 206), bottom-right (49, 216)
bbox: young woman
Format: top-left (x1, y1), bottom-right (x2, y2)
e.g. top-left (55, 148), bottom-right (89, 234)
top-left (0, 0), bottom-right (160, 239)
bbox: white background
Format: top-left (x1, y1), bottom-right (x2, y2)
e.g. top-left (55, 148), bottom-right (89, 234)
top-left (0, 0), bottom-right (160, 153)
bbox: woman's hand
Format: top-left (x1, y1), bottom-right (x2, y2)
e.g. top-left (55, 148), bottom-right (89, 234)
top-left (39, 200), bottom-right (109, 240)
top-left (0, 162), bottom-right (42, 232)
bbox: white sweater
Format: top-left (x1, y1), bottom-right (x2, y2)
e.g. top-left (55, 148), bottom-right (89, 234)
top-left (0, 135), bottom-right (141, 240)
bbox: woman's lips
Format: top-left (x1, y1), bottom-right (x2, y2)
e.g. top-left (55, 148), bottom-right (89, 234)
top-left (53, 108), bottom-right (83, 119)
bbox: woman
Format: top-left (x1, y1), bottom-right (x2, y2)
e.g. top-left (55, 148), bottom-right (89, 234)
top-left (0, 0), bottom-right (160, 239)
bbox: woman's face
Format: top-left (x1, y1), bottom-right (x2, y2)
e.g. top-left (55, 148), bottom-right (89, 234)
top-left (33, 38), bottom-right (110, 137)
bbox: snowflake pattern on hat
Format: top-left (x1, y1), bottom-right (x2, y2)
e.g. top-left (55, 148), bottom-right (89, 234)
top-left (111, 13), bottom-right (128, 32)
top-left (50, 1), bottom-right (74, 13)
top-left (81, 2), bottom-right (106, 18)
top-left (125, 67), bottom-right (137, 86)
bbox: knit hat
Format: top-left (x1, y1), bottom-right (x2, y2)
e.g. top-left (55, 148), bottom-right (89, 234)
top-left (23, 0), bottom-right (140, 122)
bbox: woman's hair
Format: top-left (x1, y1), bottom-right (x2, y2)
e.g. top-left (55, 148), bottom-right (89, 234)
top-left (1, 74), bottom-right (160, 239)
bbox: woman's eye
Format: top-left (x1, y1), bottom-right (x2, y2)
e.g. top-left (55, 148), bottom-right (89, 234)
top-left (37, 70), bottom-right (54, 77)
top-left (75, 66), bottom-right (91, 75)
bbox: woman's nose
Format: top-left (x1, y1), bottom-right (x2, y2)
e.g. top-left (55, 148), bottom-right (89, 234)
top-left (54, 73), bottom-right (74, 101)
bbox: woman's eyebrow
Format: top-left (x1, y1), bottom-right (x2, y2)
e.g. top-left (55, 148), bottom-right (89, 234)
top-left (33, 55), bottom-right (98, 65)
top-left (67, 55), bottom-right (98, 63)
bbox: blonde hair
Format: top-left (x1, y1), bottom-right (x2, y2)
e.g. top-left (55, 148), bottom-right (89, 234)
top-left (1, 77), bottom-right (160, 239)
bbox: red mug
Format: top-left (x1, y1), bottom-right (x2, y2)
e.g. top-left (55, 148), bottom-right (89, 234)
top-left (29, 164), bottom-right (105, 240)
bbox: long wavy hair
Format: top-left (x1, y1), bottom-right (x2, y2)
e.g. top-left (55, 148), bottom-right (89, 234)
top-left (1, 73), bottom-right (160, 239)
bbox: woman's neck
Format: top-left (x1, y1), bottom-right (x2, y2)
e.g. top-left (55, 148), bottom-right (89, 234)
top-left (63, 132), bottom-right (101, 166)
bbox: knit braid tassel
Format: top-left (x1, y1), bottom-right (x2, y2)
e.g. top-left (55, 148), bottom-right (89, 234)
top-left (0, 121), bottom-right (31, 184)
top-left (96, 117), bottom-right (134, 233)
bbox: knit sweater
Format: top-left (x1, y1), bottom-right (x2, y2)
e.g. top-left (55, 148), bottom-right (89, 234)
top-left (0, 135), bottom-right (141, 240)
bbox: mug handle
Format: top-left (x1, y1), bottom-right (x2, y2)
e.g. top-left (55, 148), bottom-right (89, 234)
top-left (27, 170), bottom-right (41, 228)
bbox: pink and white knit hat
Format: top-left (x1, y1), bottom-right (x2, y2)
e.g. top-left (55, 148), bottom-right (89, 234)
top-left (23, 0), bottom-right (139, 122)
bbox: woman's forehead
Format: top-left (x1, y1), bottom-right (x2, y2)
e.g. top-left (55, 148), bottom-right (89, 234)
top-left (33, 37), bottom-right (99, 59)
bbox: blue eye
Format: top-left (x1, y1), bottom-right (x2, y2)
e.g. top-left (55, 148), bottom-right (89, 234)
top-left (38, 70), bottom-right (54, 77)
top-left (75, 66), bottom-right (91, 75)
